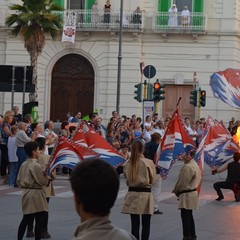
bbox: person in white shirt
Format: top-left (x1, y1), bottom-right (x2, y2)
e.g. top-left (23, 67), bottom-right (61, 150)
top-left (7, 125), bottom-right (18, 186)
top-left (152, 120), bottom-right (165, 138)
top-left (44, 120), bottom-right (58, 155)
top-left (143, 116), bottom-right (153, 143)
top-left (184, 118), bottom-right (197, 146)
top-left (181, 5), bottom-right (190, 26)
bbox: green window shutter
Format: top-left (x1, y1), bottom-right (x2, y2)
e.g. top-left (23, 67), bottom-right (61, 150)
top-left (86, 0), bottom-right (96, 9)
top-left (85, 1), bottom-right (96, 24)
top-left (54, 0), bottom-right (64, 7)
top-left (158, 0), bottom-right (171, 12)
top-left (193, 0), bottom-right (204, 12)
top-left (157, 0), bottom-right (171, 27)
top-left (192, 0), bottom-right (204, 30)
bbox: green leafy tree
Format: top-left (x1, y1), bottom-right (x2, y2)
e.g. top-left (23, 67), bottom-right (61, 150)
top-left (5, 0), bottom-right (64, 98)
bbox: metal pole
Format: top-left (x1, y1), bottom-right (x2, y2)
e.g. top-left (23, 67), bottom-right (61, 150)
top-left (116, 0), bottom-right (123, 114)
top-left (198, 87), bottom-right (201, 120)
top-left (11, 66), bottom-right (16, 109)
top-left (22, 66), bottom-right (27, 116)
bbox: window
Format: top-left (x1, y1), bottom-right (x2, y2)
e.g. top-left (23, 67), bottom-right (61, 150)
top-left (158, 0), bottom-right (203, 12)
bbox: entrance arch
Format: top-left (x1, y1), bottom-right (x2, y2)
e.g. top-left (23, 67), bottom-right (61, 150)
top-left (50, 54), bottom-right (94, 121)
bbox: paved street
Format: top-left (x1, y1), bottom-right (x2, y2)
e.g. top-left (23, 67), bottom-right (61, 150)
top-left (0, 162), bottom-right (240, 240)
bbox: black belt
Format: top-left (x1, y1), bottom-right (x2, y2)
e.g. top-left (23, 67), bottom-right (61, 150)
top-left (179, 188), bottom-right (197, 195)
top-left (128, 187), bottom-right (151, 192)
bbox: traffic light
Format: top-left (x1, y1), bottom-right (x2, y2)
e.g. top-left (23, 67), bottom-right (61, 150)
top-left (190, 90), bottom-right (197, 106)
top-left (200, 90), bottom-right (206, 107)
top-left (134, 83), bottom-right (142, 102)
top-left (153, 79), bottom-right (165, 102)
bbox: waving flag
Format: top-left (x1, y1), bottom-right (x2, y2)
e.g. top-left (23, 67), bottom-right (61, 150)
top-left (210, 68), bottom-right (240, 109)
top-left (46, 122), bottom-right (125, 173)
top-left (71, 123), bottom-right (88, 147)
top-left (85, 128), bottom-right (126, 167)
top-left (46, 137), bottom-right (99, 174)
top-left (195, 116), bottom-right (239, 168)
top-left (158, 109), bottom-right (195, 179)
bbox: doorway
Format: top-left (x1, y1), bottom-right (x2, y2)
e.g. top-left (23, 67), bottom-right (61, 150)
top-left (162, 84), bottom-right (195, 121)
top-left (50, 54), bottom-right (94, 122)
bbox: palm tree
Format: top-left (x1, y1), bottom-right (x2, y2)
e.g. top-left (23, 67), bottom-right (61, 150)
top-left (5, 0), bottom-right (64, 98)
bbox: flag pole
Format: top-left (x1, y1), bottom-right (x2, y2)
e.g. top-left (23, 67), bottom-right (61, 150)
top-left (176, 97), bottom-right (181, 108)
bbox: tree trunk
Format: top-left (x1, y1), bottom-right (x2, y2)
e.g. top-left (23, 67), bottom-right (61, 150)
top-left (30, 50), bottom-right (39, 98)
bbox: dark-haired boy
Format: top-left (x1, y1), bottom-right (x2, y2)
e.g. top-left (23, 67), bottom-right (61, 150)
top-left (70, 159), bottom-right (136, 240)
top-left (17, 141), bottom-right (49, 240)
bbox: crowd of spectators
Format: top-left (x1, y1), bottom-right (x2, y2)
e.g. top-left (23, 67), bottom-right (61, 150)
top-left (0, 106), bottom-right (238, 185)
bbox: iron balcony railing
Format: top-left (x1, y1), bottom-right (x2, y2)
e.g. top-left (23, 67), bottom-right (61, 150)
top-left (62, 9), bottom-right (144, 32)
top-left (153, 12), bottom-right (207, 33)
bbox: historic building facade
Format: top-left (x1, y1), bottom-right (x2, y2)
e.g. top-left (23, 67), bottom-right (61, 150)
top-left (0, 0), bottom-right (240, 124)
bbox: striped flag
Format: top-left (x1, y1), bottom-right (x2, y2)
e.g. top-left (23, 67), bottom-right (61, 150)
top-left (157, 109), bottom-right (195, 179)
top-left (46, 122), bottom-right (126, 174)
top-left (210, 68), bottom-right (240, 109)
top-left (195, 116), bottom-right (239, 168)
top-left (46, 137), bottom-right (99, 174)
top-left (85, 127), bottom-right (126, 167)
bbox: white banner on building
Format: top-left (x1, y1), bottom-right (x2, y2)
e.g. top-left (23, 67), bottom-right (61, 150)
top-left (62, 25), bottom-right (76, 43)
top-left (62, 10), bottom-right (77, 43)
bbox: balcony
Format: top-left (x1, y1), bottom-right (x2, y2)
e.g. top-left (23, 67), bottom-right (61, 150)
top-left (63, 9), bottom-right (143, 33)
top-left (153, 12), bottom-right (207, 35)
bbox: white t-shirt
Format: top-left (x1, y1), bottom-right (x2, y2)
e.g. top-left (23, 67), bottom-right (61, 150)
top-left (7, 136), bottom-right (18, 162)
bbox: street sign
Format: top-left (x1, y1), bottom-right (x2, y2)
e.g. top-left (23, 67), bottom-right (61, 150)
top-left (143, 65), bottom-right (156, 79)
top-left (143, 100), bottom-right (154, 123)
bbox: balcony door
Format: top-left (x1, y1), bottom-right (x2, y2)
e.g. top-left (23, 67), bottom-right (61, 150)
top-left (67, 0), bottom-right (95, 9)
top-left (50, 54), bottom-right (94, 122)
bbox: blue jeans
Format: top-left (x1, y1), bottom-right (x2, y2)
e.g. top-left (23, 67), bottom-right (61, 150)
top-left (14, 147), bottom-right (27, 187)
top-left (9, 162), bottom-right (18, 186)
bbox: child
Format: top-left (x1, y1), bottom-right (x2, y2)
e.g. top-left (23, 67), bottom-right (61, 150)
top-left (17, 141), bottom-right (49, 240)
top-left (116, 143), bottom-right (130, 176)
top-left (7, 125), bottom-right (18, 186)
top-left (35, 137), bottom-right (55, 238)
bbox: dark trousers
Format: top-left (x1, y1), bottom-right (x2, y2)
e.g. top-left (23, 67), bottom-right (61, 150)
top-left (130, 214), bottom-right (151, 240)
top-left (18, 212), bottom-right (45, 240)
top-left (0, 144), bottom-right (9, 176)
top-left (213, 180), bottom-right (234, 198)
top-left (181, 208), bottom-right (196, 239)
top-left (28, 198), bottom-right (50, 233)
top-left (42, 198), bottom-right (50, 232)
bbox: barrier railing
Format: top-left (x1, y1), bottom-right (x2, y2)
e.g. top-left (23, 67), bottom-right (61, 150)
top-left (152, 12), bottom-right (207, 33)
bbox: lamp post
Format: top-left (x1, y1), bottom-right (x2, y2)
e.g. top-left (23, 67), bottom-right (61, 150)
top-left (116, 0), bottom-right (123, 114)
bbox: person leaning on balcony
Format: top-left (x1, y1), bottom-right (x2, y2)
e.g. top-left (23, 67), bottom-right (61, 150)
top-left (91, 2), bottom-right (99, 25)
top-left (181, 6), bottom-right (190, 27)
top-left (168, 4), bottom-right (178, 27)
top-left (133, 6), bottom-right (142, 26)
top-left (103, 0), bottom-right (111, 24)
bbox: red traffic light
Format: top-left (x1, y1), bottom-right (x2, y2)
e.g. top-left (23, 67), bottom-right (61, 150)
top-left (154, 82), bottom-right (160, 90)
top-left (200, 90), bottom-right (206, 97)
